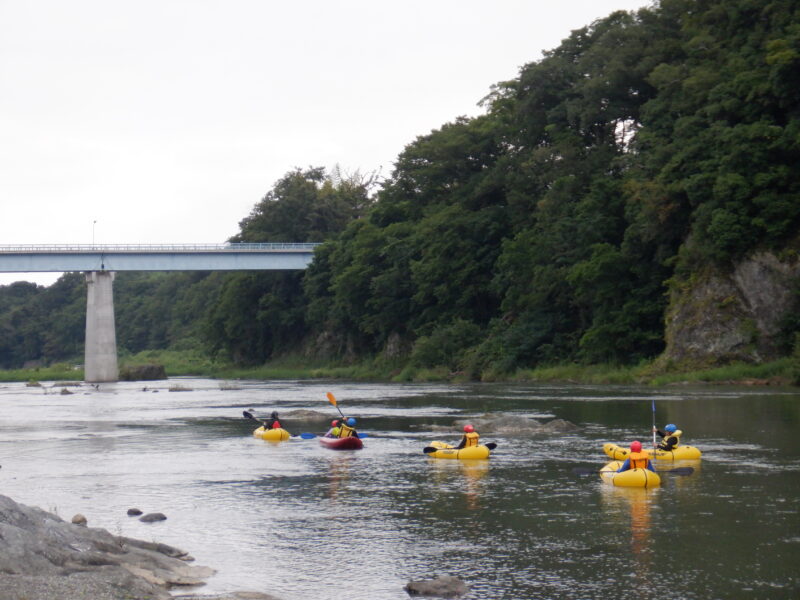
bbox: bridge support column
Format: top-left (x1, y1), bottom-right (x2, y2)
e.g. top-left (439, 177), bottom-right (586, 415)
top-left (84, 271), bottom-right (118, 383)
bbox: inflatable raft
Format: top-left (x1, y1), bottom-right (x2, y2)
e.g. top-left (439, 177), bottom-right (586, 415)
top-left (600, 460), bottom-right (661, 488)
top-left (424, 441), bottom-right (491, 460)
top-left (604, 442), bottom-right (702, 461)
top-left (319, 435), bottom-right (363, 450)
top-left (253, 427), bottom-right (291, 442)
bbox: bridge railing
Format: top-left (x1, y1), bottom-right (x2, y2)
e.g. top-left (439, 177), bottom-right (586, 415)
top-left (0, 243), bottom-right (320, 253)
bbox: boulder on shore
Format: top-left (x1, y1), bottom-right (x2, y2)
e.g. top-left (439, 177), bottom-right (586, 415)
top-left (0, 494), bottom-right (212, 600)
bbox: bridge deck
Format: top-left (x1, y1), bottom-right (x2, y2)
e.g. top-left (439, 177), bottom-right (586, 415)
top-left (0, 243), bottom-right (319, 272)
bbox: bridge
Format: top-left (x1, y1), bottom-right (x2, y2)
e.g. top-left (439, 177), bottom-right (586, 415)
top-left (0, 243), bottom-right (318, 272)
top-left (0, 244), bottom-right (319, 383)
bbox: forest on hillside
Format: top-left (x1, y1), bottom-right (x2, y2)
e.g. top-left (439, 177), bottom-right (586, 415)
top-left (1, 0), bottom-right (799, 375)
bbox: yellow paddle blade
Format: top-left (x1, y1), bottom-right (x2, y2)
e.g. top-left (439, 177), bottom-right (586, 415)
top-left (326, 392), bottom-right (337, 406)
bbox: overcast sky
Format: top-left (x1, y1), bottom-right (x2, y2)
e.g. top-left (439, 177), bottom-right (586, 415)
top-left (1, 0), bottom-right (650, 286)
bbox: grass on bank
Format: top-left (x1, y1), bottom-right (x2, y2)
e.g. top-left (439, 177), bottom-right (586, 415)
top-left (2, 350), bottom-right (797, 386)
top-left (509, 358), bottom-right (798, 386)
top-left (0, 363), bottom-right (83, 383)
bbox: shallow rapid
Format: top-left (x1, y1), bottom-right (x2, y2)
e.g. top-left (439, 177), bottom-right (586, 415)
top-left (0, 379), bottom-right (797, 599)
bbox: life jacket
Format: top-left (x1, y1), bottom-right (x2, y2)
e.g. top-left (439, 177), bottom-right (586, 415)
top-left (464, 432), bottom-right (479, 447)
top-left (339, 424), bottom-right (356, 438)
top-left (661, 429), bottom-right (682, 447)
top-left (629, 450), bottom-right (651, 469)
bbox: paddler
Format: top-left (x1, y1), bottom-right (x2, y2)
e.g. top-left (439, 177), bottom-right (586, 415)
top-left (616, 441), bottom-right (656, 473)
top-left (655, 423), bottom-right (682, 451)
top-left (324, 419), bottom-right (341, 437)
top-left (455, 424), bottom-right (479, 449)
top-left (263, 411), bottom-right (283, 430)
top-left (338, 417), bottom-right (358, 438)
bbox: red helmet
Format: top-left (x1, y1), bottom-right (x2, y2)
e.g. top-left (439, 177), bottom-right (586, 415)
top-left (463, 424), bottom-right (475, 433)
top-left (630, 441), bottom-right (642, 452)
top-left (331, 420), bottom-right (339, 427)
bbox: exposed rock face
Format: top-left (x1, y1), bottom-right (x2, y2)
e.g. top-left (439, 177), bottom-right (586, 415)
top-left (662, 252), bottom-right (800, 366)
top-left (383, 331), bottom-right (412, 359)
top-left (0, 494), bottom-right (213, 600)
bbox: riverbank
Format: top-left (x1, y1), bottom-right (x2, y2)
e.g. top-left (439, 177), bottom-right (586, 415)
top-left (2, 349), bottom-right (798, 386)
top-left (0, 494), bottom-right (280, 600)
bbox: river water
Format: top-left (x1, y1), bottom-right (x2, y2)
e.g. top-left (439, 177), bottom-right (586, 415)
top-left (0, 379), bottom-right (798, 599)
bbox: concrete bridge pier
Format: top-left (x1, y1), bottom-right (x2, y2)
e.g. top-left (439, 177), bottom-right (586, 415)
top-left (84, 271), bottom-right (118, 383)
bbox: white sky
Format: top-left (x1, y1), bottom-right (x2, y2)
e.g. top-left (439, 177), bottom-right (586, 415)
top-left (0, 0), bottom-right (650, 286)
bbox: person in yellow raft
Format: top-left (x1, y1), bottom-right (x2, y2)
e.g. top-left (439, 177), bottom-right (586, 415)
top-left (616, 440), bottom-right (656, 473)
top-left (456, 424), bottom-right (479, 449)
top-left (655, 423), bottom-right (681, 451)
top-left (262, 411), bottom-right (283, 430)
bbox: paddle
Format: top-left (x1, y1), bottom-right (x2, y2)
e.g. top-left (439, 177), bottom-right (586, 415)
top-left (572, 466), bottom-right (694, 476)
top-left (242, 410), bottom-right (315, 439)
top-left (326, 392), bottom-right (346, 420)
top-left (651, 398), bottom-right (657, 453)
top-left (657, 466), bottom-right (694, 475)
top-left (423, 442), bottom-right (497, 454)
top-left (326, 392), bottom-right (367, 437)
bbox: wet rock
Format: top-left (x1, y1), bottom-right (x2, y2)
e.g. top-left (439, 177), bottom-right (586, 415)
top-left (436, 413), bottom-right (580, 434)
top-left (60, 388), bottom-right (73, 395)
top-left (404, 575), bottom-right (468, 598)
top-left (140, 512), bottom-right (167, 522)
top-left (0, 494), bottom-right (214, 600)
top-left (280, 409), bottom-right (332, 422)
top-left (127, 508), bottom-right (143, 516)
top-left (175, 593), bottom-right (284, 600)
top-left (71, 513), bottom-right (87, 526)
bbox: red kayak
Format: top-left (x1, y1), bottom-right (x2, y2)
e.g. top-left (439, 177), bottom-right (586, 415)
top-left (319, 435), bottom-right (363, 450)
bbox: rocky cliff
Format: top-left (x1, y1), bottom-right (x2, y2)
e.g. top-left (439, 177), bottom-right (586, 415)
top-left (661, 252), bottom-right (800, 367)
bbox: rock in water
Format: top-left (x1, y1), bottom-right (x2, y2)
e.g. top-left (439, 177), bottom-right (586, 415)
top-left (139, 512), bottom-right (168, 522)
top-left (405, 575), bottom-right (468, 598)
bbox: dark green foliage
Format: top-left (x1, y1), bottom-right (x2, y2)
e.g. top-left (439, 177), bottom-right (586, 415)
top-left (2, 0), bottom-right (797, 377)
top-left (0, 274), bottom-right (85, 368)
top-left (409, 319), bottom-right (483, 371)
top-left (299, 0), bottom-right (798, 374)
top-left (204, 167), bottom-right (377, 362)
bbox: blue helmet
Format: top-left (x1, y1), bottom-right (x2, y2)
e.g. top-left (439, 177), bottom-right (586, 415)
top-left (665, 424), bottom-right (677, 433)
top-left (346, 417), bottom-right (356, 426)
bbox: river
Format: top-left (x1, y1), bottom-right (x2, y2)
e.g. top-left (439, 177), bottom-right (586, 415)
top-left (0, 379), bottom-right (798, 599)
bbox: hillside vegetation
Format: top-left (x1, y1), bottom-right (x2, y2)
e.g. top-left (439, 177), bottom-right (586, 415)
top-left (2, 0), bottom-right (799, 383)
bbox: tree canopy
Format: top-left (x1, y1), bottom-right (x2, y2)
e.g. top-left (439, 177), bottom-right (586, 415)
top-left (1, 0), bottom-right (798, 374)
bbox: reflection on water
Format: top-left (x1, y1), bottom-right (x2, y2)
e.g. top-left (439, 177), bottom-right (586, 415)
top-left (427, 458), bottom-right (489, 511)
top-left (325, 454), bottom-right (355, 502)
top-left (0, 379), bottom-right (798, 599)
top-left (600, 486), bottom-right (656, 590)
